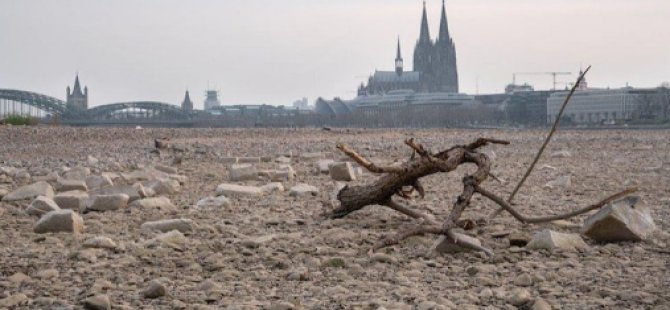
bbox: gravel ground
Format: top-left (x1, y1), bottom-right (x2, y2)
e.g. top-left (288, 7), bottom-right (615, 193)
top-left (0, 127), bottom-right (668, 309)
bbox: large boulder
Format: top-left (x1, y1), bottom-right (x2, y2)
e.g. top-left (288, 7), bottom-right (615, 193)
top-left (54, 190), bottom-right (89, 211)
top-left (141, 219), bottom-right (194, 233)
top-left (86, 194), bottom-right (129, 212)
top-left (582, 196), bottom-right (656, 242)
top-left (229, 164), bottom-right (258, 181)
top-left (215, 183), bottom-right (263, 197)
top-left (26, 196), bottom-right (61, 216)
top-left (329, 162), bottom-right (356, 181)
top-left (2, 181), bottom-right (54, 202)
top-left (55, 178), bottom-right (88, 192)
top-left (34, 210), bottom-right (84, 234)
top-left (526, 229), bottom-right (588, 252)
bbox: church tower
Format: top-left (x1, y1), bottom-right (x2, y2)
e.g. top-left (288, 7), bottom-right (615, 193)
top-left (66, 74), bottom-right (88, 111)
top-left (181, 90), bottom-right (194, 113)
top-left (413, 1), bottom-right (434, 86)
top-left (434, 0), bottom-right (459, 93)
top-left (395, 37), bottom-right (403, 75)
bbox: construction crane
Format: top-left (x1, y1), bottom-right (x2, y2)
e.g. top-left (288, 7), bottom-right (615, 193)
top-left (512, 72), bottom-right (572, 90)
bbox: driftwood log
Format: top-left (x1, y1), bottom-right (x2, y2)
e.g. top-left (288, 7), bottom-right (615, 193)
top-left (329, 137), bottom-right (636, 254)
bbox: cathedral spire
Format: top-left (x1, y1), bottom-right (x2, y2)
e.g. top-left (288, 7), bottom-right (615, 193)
top-left (438, 0), bottom-right (450, 42)
top-left (72, 74), bottom-right (84, 96)
top-left (419, 1), bottom-right (431, 44)
top-left (395, 37), bottom-right (403, 75)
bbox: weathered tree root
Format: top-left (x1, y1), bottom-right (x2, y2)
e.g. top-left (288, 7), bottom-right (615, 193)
top-left (330, 137), bottom-right (637, 255)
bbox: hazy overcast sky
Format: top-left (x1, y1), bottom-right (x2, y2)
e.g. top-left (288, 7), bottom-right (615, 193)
top-left (1, 0), bottom-right (668, 108)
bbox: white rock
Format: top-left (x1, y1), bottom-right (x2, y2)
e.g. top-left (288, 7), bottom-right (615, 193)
top-left (154, 164), bottom-right (178, 174)
top-left (90, 185), bottom-right (143, 202)
top-left (216, 183), bottom-right (263, 197)
top-left (261, 182), bottom-right (285, 193)
top-left (317, 159), bottom-right (335, 174)
top-left (129, 197), bottom-right (177, 211)
top-left (63, 167), bottom-right (90, 180)
top-left (229, 163), bottom-right (258, 181)
top-left (544, 175), bottom-right (571, 189)
top-left (34, 210), bottom-right (84, 234)
top-left (86, 194), bottom-right (129, 211)
top-left (26, 196), bottom-right (61, 216)
top-left (2, 181), bottom-right (54, 202)
top-left (289, 183), bottom-right (319, 197)
top-left (144, 179), bottom-right (181, 195)
top-left (329, 162), bottom-right (356, 181)
top-left (54, 190), bottom-right (89, 211)
top-left (582, 196), bottom-right (656, 242)
top-left (431, 233), bottom-right (483, 254)
top-left (275, 156), bottom-right (291, 164)
top-left (147, 230), bottom-right (187, 250)
top-left (83, 236), bottom-right (118, 249)
top-left (195, 196), bottom-right (232, 209)
top-left (55, 178), bottom-right (88, 192)
top-left (87, 155), bottom-right (99, 166)
top-left (0, 187), bottom-right (9, 199)
top-left (85, 175), bottom-right (114, 190)
top-left (141, 218), bottom-right (195, 233)
top-left (238, 157), bottom-right (261, 163)
top-left (550, 150), bottom-right (571, 158)
top-left (526, 229), bottom-right (588, 252)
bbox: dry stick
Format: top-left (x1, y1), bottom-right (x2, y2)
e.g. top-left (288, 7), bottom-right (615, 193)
top-left (477, 186), bottom-right (637, 224)
top-left (489, 66), bottom-right (592, 219)
top-left (336, 143), bottom-right (404, 174)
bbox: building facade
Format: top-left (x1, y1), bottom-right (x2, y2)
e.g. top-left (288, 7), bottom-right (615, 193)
top-left (547, 88), bottom-right (641, 124)
top-left (181, 90), bottom-right (194, 113)
top-left (66, 74), bottom-right (88, 111)
top-left (204, 90), bottom-right (221, 110)
top-left (358, 1), bottom-right (459, 96)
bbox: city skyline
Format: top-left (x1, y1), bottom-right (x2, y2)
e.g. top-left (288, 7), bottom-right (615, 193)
top-left (1, 0), bottom-right (669, 109)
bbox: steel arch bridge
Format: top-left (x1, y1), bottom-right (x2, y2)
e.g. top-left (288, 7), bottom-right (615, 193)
top-left (0, 89), bottom-right (67, 115)
top-left (84, 101), bottom-right (190, 120)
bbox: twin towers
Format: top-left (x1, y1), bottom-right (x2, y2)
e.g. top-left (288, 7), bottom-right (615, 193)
top-left (360, 1), bottom-right (459, 95)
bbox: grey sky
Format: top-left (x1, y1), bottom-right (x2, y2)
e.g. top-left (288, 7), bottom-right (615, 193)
top-left (1, 0), bottom-right (668, 109)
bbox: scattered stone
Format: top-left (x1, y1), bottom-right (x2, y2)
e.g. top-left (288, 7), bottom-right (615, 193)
top-left (83, 294), bottom-right (111, 310)
top-left (238, 157), bottom-right (261, 163)
top-left (370, 252), bottom-right (397, 264)
top-left (321, 257), bottom-right (346, 268)
top-left (582, 196), bottom-right (656, 242)
top-left (544, 175), bottom-right (571, 188)
top-left (289, 183), bottom-right (319, 197)
top-left (220, 157), bottom-right (238, 164)
top-left (129, 197), bottom-right (177, 211)
top-left (261, 182), bottom-right (285, 193)
top-left (26, 196), bottom-right (61, 216)
top-left (56, 178), bottom-right (88, 192)
top-left (8, 272), bottom-right (31, 283)
top-left (142, 279), bottom-right (167, 299)
top-left (85, 175), bottom-right (114, 190)
top-left (507, 288), bottom-right (532, 306)
top-left (141, 218), bottom-right (195, 233)
top-left (329, 162), bottom-right (356, 181)
top-left (300, 152), bottom-right (324, 160)
top-left (315, 160), bottom-right (334, 175)
top-left (83, 236), bottom-right (118, 250)
top-left (526, 229), bottom-right (588, 252)
top-left (2, 181), bottom-right (54, 201)
top-left (508, 232), bottom-right (531, 247)
top-left (229, 163), bottom-right (258, 181)
top-left (514, 273), bottom-right (534, 287)
top-left (36, 268), bottom-right (59, 279)
top-left (275, 156), bottom-right (291, 164)
top-left (148, 230), bottom-right (187, 250)
top-left (550, 150), bottom-right (571, 158)
top-left (0, 293), bottom-right (28, 308)
top-left (34, 210), bottom-right (84, 234)
top-left (90, 185), bottom-right (143, 202)
top-left (431, 233), bottom-right (482, 254)
top-left (286, 267), bottom-right (310, 281)
top-left (144, 178), bottom-right (181, 195)
top-left (54, 190), bottom-right (89, 211)
top-left (532, 298), bottom-right (552, 310)
top-left (64, 167), bottom-right (91, 180)
top-left (215, 183), bottom-right (263, 197)
top-left (86, 194), bottom-right (129, 211)
top-left (154, 164), bottom-right (178, 174)
top-left (0, 187), bottom-right (8, 199)
top-left (195, 196), bottom-right (232, 209)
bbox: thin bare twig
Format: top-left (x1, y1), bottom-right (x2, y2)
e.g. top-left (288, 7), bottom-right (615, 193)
top-left (477, 185), bottom-right (636, 224)
top-left (489, 66), bottom-right (592, 219)
top-left (336, 143), bottom-right (404, 174)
